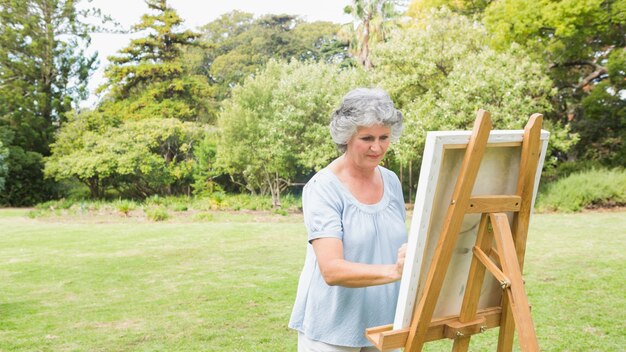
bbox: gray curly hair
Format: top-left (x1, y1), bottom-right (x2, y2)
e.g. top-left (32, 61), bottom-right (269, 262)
top-left (330, 88), bottom-right (403, 153)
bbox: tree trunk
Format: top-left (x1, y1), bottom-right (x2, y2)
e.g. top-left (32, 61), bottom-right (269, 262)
top-left (40, 0), bottom-right (55, 154)
top-left (360, 16), bottom-right (373, 69)
top-left (263, 169), bottom-right (284, 208)
top-left (85, 177), bottom-right (101, 199)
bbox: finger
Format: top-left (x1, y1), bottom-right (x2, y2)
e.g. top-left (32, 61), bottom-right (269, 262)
top-left (398, 243), bottom-right (407, 257)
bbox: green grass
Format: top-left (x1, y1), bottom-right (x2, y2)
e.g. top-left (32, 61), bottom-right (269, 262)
top-left (0, 210), bottom-right (624, 351)
top-left (424, 211), bottom-right (626, 351)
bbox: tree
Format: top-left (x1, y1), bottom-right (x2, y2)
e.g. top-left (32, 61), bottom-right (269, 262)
top-left (190, 129), bottom-right (221, 196)
top-left (46, 0), bottom-right (220, 200)
top-left (43, 109), bottom-right (121, 198)
top-left (45, 115), bottom-right (205, 198)
top-left (575, 48), bottom-right (626, 167)
top-left (342, 0), bottom-right (405, 69)
top-left (217, 60), bottom-right (367, 207)
top-left (483, 0), bottom-right (625, 165)
top-left (372, 9), bottom-right (573, 168)
top-left (0, 0), bottom-right (98, 205)
top-left (292, 21), bottom-right (354, 64)
top-left (98, 0), bottom-right (212, 122)
top-left (191, 12), bottom-right (350, 117)
top-left (407, 0), bottom-right (493, 17)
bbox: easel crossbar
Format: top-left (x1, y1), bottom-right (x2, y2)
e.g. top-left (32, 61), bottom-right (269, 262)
top-left (472, 246), bottom-right (509, 288)
top-left (467, 195), bottom-right (522, 213)
top-left (365, 307), bottom-right (503, 350)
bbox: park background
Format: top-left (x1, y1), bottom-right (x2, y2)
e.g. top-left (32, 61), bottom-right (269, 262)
top-left (0, 0), bottom-right (624, 351)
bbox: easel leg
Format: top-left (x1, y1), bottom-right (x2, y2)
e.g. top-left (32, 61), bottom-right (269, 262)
top-left (404, 111), bottom-right (493, 352)
top-left (452, 337), bottom-right (471, 352)
top-left (453, 214), bottom-right (492, 351)
top-left (500, 114), bottom-right (543, 352)
top-left (491, 213), bottom-right (539, 352)
top-left (512, 113), bottom-right (543, 269)
top-left (497, 296), bottom-right (515, 352)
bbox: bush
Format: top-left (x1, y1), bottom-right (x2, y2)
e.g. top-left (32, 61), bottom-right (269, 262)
top-left (193, 212), bottom-right (215, 222)
top-left (114, 199), bottom-right (137, 216)
top-left (219, 193), bottom-right (301, 211)
top-left (536, 168), bottom-right (626, 212)
top-left (274, 208), bottom-right (288, 216)
top-left (541, 159), bottom-right (603, 183)
top-left (145, 207), bottom-right (170, 222)
top-left (1, 147), bottom-right (61, 206)
top-left (144, 195), bottom-right (191, 211)
top-left (35, 198), bottom-right (74, 211)
top-left (27, 193), bottom-right (302, 219)
top-left (45, 117), bottom-right (206, 199)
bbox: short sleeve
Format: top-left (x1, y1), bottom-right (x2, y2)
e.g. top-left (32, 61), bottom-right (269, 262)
top-left (302, 173), bottom-right (344, 242)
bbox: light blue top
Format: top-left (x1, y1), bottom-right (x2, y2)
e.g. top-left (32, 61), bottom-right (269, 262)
top-left (288, 166), bottom-right (407, 347)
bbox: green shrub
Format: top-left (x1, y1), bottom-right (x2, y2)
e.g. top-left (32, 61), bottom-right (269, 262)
top-left (27, 209), bottom-right (44, 218)
top-left (114, 199), bottom-right (137, 216)
top-left (28, 193), bottom-right (302, 219)
top-left (274, 208), bottom-right (288, 216)
top-left (541, 159), bottom-right (603, 183)
top-left (193, 212), bottom-right (215, 221)
top-left (35, 198), bottom-right (74, 210)
top-left (143, 196), bottom-right (191, 211)
top-left (145, 207), bottom-right (170, 222)
top-left (219, 193), bottom-right (301, 211)
top-left (537, 168), bottom-right (626, 212)
top-left (144, 195), bottom-right (165, 207)
top-left (168, 200), bottom-right (189, 212)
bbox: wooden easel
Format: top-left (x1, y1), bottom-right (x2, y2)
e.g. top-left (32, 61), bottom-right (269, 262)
top-left (366, 110), bottom-right (543, 351)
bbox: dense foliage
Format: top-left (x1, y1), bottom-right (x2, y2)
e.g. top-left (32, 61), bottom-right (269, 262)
top-left (44, 1), bottom-right (212, 199)
top-left (188, 11), bottom-right (351, 120)
top-left (372, 9), bottom-right (573, 167)
top-left (1, 0), bottom-right (622, 209)
top-left (537, 168), bottom-right (626, 212)
top-left (45, 116), bottom-right (206, 198)
top-left (98, 0), bottom-right (212, 123)
top-left (408, 0), bottom-right (626, 167)
top-left (0, 0), bottom-right (98, 205)
top-left (217, 60), bottom-right (367, 206)
top-left (484, 0), bottom-right (625, 167)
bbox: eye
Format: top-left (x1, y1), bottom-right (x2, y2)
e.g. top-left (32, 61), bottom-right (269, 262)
top-left (361, 136), bottom-right (375, 141)
top-left (380, 135), bottom-right (390, 140)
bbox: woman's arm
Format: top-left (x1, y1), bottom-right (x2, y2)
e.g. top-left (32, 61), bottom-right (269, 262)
top-left (312, 237), bottom-right (406, 288)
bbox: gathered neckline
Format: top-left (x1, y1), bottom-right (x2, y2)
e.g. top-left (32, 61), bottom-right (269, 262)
top-left (320, 167), bottom-right (390, 213)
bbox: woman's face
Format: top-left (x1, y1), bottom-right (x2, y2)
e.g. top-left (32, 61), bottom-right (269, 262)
top-left (345, 124), bottom-right (391, 169)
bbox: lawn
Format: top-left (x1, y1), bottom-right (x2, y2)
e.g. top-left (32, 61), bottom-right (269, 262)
top-left (0, 209), bottom-right (624, 351)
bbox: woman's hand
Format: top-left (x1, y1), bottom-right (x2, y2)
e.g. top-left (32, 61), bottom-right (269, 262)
top-left (393, 243), bottom-right (407, 281)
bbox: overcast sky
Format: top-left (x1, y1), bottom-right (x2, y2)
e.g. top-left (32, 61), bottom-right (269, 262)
top-left (83, 0), bottom-right (352, 106)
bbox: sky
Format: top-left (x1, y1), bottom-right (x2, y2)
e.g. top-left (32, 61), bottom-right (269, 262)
top-left (83, 0), bottom-right (352, 106)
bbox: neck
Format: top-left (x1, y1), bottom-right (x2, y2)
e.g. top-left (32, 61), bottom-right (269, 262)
top-left (333, 154), bottom-right (378, 180)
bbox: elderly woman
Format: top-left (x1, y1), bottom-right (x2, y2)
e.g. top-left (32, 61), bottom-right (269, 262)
top-left (289, 88), bottom-right (407, 351)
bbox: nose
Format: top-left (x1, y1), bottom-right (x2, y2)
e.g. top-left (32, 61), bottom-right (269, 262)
top-left (370, 140), bottom-right (382, 152)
